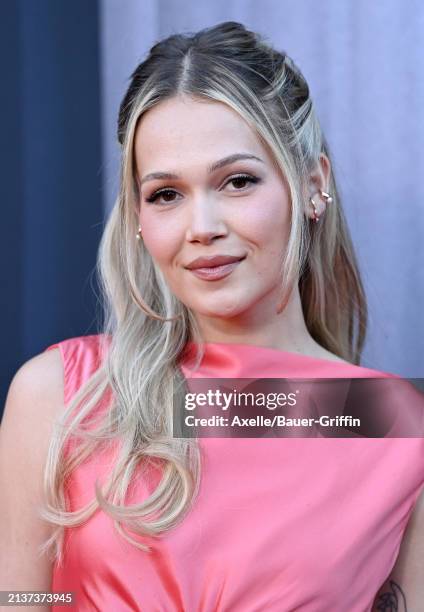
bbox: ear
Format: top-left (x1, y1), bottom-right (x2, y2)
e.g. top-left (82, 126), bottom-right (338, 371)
top-left (304, 153), bottom-right (332, 221)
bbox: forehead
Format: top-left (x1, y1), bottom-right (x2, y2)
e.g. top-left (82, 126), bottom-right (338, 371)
top-left (133, 95), bottom-right (271, 173)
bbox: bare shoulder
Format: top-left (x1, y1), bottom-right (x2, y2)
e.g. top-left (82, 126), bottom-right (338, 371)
top-left (2, 347), bottom-right (65, 431)
top-left (0, 348), bottom-right (65, 590)
top-left (2, 347), bottom-right (64, 430)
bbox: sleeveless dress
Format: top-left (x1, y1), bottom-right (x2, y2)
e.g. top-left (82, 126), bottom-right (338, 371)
top-left (44, 334), bottom-right (424, 612)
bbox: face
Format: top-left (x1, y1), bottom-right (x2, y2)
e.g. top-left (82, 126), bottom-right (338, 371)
top-left (134, 95), bottom-right (292, 325)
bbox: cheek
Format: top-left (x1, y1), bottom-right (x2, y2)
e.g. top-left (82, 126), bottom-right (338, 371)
top-left (240, 189), bottom-right (291, 246)
top-left (139, 210), bottom-right (181, 265)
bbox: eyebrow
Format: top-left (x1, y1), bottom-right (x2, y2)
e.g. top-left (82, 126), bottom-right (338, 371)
top-left (138, 153), bottom-right (265, 187)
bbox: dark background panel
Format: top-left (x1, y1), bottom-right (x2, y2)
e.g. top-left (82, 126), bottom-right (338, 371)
top-left (1, 0), bottom-right (103, 417)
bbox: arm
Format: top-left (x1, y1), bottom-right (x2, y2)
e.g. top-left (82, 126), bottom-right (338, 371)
top-left (371, 486), bottom-right (424, 611)
top-left (0, 348), bottom-right (64, 611)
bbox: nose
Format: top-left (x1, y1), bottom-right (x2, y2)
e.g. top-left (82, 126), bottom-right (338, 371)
top-left (185, 194), bottom-right (228, 244)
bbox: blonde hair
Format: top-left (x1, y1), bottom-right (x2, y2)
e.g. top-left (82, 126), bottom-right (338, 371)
top-left (39, 21), bottom-right (367, 563)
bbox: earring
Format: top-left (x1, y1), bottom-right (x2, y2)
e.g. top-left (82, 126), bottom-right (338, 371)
top-left (136, 225), bottom-right (142, 240)
top-left (309, 197), bottom-right (320, 223)
top-left (309, 189), bottom-right (333, 222)
top-left (319, 189), bottom-right (333, 204)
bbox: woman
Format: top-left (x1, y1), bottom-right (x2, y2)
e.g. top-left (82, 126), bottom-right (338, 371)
top-left (1, 21), bottom-right (423, 611)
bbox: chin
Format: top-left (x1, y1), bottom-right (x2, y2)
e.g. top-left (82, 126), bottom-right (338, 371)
top-left (188, 297), bottom-right (252, 319)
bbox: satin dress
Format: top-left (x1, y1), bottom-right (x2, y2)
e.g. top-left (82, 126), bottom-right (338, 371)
top-left (44, 334), bottom-right (424, 612)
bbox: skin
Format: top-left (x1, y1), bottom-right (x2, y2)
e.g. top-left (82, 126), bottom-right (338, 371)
top-left (134, 94), bottom-right (345, 362)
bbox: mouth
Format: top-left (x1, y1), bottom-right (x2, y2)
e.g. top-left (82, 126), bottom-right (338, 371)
top-left (187, 255), bottom-right (246, 281)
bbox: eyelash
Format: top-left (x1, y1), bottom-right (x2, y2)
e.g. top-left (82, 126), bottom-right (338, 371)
top-left (145, 173), bottom-right (261, 205)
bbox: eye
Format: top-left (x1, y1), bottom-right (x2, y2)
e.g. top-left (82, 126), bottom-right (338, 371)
top-left (224, 173), bottom-right (261, 192)
top-left (145, 188), bottom-right (180, 205)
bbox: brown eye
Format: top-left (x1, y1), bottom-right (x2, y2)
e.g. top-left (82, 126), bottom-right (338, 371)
top-left (225, 174), bottom-right (261, 191)
top-left (145, 189), bottom-right (179, 205)
top-left (231, 177), bottom-right (249, 189)
top-left (160, 191), bottom-right (177, 202)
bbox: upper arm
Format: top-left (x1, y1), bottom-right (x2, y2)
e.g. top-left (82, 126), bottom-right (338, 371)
top-left (372, 485), bottom-right (424, 611)
top-left (0, 347), bottom-right (64, 595)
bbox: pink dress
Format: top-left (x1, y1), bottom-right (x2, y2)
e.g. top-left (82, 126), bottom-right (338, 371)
top-left (44, 334), bottom-right (424, 612)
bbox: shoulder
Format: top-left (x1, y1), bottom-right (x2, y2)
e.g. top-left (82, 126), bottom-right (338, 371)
top-left (44, 333), bottom-right (111, 404)
top-left (4, 346), bottom-right (64, 426)
top-left (0, 349), bottom-right (65, 589)
top-left (0, 334), bottom-right (109, 497)
top-left (1, 346), bottom-right (65, 456)
top-left (2, 333), bottom-right (109, 431)
top-left (0, 350), bottom-right (64, 520)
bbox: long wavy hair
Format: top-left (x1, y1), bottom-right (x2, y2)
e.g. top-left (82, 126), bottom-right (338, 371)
top-left (39, 21), bottom-right (367, 563)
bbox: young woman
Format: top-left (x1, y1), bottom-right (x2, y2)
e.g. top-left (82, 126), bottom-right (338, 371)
top-left (1, 21), bottom-right (423, 612)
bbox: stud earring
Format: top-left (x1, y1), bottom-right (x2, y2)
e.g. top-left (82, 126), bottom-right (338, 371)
top-left (136, 225), bottom-right (142, 240)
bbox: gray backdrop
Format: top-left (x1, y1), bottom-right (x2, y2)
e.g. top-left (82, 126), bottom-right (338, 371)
top-left (99, 0), bottom-right (424, 377)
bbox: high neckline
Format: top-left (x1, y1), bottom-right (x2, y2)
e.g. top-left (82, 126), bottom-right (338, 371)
top-left (180, 340), bottom-right (388, 379)
top-left (183, 340), bottom-right (352, 366)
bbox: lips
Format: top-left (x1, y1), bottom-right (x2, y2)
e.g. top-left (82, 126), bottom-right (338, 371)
top-left (185, 254), bottom-right (247, 282)
top-left (185, 254), bottom-right (246, 270)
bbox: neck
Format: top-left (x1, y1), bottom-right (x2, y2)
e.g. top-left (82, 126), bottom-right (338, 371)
top-left (192, 284), bottom-right (321, 355)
